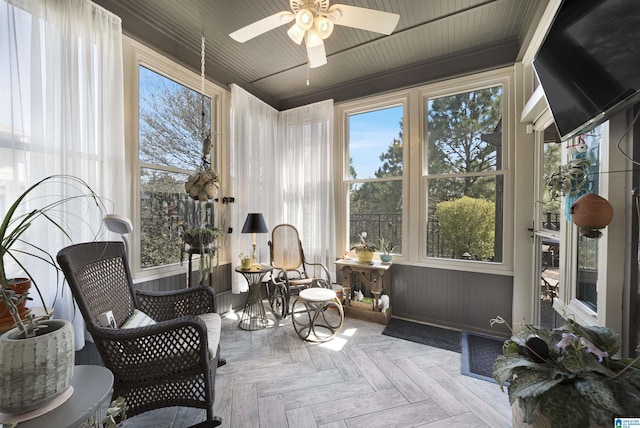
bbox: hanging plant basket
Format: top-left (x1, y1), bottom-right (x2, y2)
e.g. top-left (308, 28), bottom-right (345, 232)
top-left (546, 157), bottom-right (590, 200)
top-left (570, 193), bottom-right (613, 238)
top-left (182, 227), bottom-right (218, 249)
top-left (184, 170), bottom-right (219, 202)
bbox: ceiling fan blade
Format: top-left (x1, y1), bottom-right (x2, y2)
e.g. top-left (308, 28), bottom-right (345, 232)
top-left (229, 11), bottom-right (295, 43)
top-left (306, 40), bottom-right (327, 68)
top-left (327, 4), bottom-right (400, 35)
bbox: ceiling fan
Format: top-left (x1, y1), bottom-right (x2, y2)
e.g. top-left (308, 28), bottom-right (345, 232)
top-left (229, 0), bottom-right (400, 68)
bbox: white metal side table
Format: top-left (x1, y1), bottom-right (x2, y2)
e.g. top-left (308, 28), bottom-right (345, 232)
top-left (236, 265), bottom-right (273, 330)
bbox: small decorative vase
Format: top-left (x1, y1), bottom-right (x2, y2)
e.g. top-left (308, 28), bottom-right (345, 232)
top-left (357, 250), bottom-right (374, 263)
top-left (241, 257), bottom-right (251, 269)
top-left (0, 319), bottom-right (75, 414)
top-left (380, 254), bottom-right (392, 263)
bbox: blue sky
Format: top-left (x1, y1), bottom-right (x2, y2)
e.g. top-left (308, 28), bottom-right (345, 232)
top-left (348, 105), bottom-right (403, 179)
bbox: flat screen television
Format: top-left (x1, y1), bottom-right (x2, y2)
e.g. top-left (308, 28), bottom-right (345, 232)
top-left (533, 0), bottom-right (640, 141)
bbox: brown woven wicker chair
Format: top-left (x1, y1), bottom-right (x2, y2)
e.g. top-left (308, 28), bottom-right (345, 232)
top-left (57, 241), bottom-right (222, 427)
top-left (267, 224), bottom-right (331, 318)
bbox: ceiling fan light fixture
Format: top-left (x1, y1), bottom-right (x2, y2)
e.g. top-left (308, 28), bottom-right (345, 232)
top-left (305, 27), bottom-right (323, 48)
top-left (295, 8), bottom-right (314, 31)
top-left (314, 16), bottom-right (334, 39)
top-left (287, 23), bottom-right (306, 44)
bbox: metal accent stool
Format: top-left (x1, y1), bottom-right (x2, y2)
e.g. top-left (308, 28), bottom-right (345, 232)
top-left (291, 288), bottom-right (344, 342)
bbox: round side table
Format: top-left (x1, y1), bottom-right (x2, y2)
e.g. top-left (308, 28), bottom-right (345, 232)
top-left (235, 265), bottom-right (273, 330)
top-left (0, 365), bottom-right (114, 428)
top-left (292, 288), bottom-right (344, 342)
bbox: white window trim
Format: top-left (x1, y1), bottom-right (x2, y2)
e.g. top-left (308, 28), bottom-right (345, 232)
top-left (551, 118), bottom-right (627, 332)
top-left (123, 36), bottom-right (228, 281)
top-left (335, 67), bottom-right (515, 275)
top-left (418, 69), bottom-right (514, 275)
top-left (335, 91), bottom-right (410, 264)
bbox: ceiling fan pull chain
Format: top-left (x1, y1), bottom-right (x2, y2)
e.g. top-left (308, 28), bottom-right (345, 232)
top-left (200, 35), bottom-right (209, 170)
top-left (306, 63), bottom-right (310, 86)
top-left (200, 35), bottom-right (206, 95)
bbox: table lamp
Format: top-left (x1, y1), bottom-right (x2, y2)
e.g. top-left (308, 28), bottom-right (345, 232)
top-left (241, 213), bottom-right (268, 266)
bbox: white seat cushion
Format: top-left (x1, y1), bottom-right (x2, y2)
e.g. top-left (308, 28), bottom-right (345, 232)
top-left (299, 288), bottom-right (336, 303)
top-left (196, 312), bottom-right (221, 359)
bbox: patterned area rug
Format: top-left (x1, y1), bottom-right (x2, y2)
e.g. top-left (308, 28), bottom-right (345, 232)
top-left (381, 318), bottom-right (461, 353)
top-left (461, 331), bottom-right (506, 383)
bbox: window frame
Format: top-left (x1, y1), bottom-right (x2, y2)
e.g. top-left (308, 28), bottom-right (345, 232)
top-left (123, 37), bottom-right (226, 281)
top-left (418, 71), bottom-right (514, 274)
top-left (335, 68), bottom-right (514, 274)
top-left (556, 120), bottom-right (626, 331)
top-left (336, 92), bottom-right (410, 263)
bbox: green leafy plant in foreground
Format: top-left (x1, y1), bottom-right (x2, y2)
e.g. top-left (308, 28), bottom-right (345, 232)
top-left (1, 175), bottom-right (105, 338)
top-left (491, 316), bottom-right (640, 428)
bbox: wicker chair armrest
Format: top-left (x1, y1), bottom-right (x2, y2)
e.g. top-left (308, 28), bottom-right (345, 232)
top-left (91, 317), bottom-right (211, 380)
top-left (135, 286), bottom-right (216, 321)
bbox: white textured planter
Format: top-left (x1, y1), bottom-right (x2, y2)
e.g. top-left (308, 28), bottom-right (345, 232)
top-left (0, 319), bottom-right (74, 414)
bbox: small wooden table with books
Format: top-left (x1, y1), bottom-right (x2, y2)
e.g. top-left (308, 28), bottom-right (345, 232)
top-left (335, 259), bottom-right (392, 324)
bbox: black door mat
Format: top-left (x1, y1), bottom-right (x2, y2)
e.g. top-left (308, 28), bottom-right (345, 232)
top-left (381, 318), bottom-right (461, 353)
top-left (461, 331), bottom-right (506, 383)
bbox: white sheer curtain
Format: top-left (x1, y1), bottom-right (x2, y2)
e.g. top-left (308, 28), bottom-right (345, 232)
top-left (1, 0), bottom-right (127, 349)
top-left (230, 84), bottom-right (279, 293)
top-left (230, 84), bottom-right (334, 293)
top-left (277, 100), bottom-right (335, 271)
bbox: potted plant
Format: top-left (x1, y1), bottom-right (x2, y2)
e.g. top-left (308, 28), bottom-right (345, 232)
top-left (0, 175), bottom-right (104, 415)
top-left (184, 168), bottom-right (219, 202)
top-left (180, 223), bottom-right (223, 282)
top-left (491, 316), bottom-right (640, 428)
top-left (181, 162), bottom-right (222, 283)
top-left (350, 232), bottom-right (377, 263)
top-left (546, 157), bottom-right (590, 201)
top-left (238, 252), bottom-right (251, 269)
top-left (377, 237), bottom-right (396, 263)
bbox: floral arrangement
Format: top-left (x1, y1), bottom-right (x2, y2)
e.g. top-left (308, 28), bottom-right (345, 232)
top-left (491, 316), bottom-right (640, 428)
top-left (350, 232), bottom-right (376, 252)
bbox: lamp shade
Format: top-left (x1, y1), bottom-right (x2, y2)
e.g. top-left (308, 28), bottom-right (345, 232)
top-left (295, 8), bottom-right (314, 31)
top-left (287, 23), bottom-right (305, 44)
top-left (241, 213), bottom-right (268, 234)
top-left (314, 16), bottom-right (334, 39)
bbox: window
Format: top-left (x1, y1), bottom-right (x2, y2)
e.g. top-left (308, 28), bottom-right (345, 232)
top-left (346, 104), bottom-right (404, 254)
top-left (537, 125), bottom-right (562, 329)
top-left (127, 39), bottom-right (223, 278)
top-left (424, 86), bottom-right (504, 262)
top-left (337, 69), bottom-right (512, 270)
top-left (138, 66), bottom-right (214, 270)
top-left (572, 128), bottom-right (602, 312)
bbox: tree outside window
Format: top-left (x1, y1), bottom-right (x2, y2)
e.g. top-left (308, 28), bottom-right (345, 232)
top-left (138, 65), bottom-right (214, 269)
top-left (425, 86), bottom-right (504, 262)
